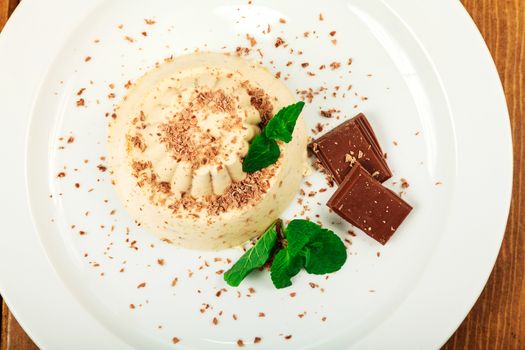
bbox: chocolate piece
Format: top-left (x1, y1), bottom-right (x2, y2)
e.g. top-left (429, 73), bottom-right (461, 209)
top-left (309, 113), bottom-right (392, 184)
top-left (327, 164), bottom-right (412, 245)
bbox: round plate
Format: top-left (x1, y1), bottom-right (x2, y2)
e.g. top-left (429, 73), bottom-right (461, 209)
top-left (0, 0), bottom-right (512, 349)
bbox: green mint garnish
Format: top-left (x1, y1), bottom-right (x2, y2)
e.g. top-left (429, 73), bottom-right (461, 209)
top-left (223, 220), bottom-right (280, 287)
top-left (282, 219), bottom-right (321, 253)
top-left (242, 101), bottom-right (305, 173)
top-left (270, 248), bottom-right (305, 289)
top-left (302, 226), bottom-right (347, 275)
top-left (241, 134), bottom-right (280, 174)
top-left (264, 102), bottom-right (305, 143)
top-left (224, 218), bottom-right (347, 289)
top-left (270, 219), bottom-right (347, 288)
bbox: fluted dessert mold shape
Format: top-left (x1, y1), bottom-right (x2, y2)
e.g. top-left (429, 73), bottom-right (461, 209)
top-left (108, 52), bottom-right (307, 250)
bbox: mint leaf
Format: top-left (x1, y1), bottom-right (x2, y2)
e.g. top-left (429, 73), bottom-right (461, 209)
top-left (285, 219), bottom-right (322, 254)
top-left (303, 228), bottom-right (347, 274)
top-left (270, 249), bottom-right (304, 289)
top-left (227, 218), bottom-right (347, 289)
top-left (224, 221), bottom-right (279, 287)
top-left (269, 219), bottom-right (319, 289)
top-left (264, 102), bottom-right (305, 143)
top-left (242, 102), bottom-right (305, 173)
top-left (242, 133), bottom-right (280, 173)
top-left (270, 219), bottom-right (347, 288)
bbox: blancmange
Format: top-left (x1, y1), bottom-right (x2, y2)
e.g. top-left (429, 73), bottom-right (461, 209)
top-left (108, 52), bottom-right (307, 250)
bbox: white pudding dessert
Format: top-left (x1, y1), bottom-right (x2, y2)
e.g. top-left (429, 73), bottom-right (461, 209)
top-left (108, 52), bottom-right (307, 250)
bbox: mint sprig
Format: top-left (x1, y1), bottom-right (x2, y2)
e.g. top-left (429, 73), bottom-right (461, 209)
top-left (242, 101), bottom-right (305, 173)
top-left (224, 219), bottom-right (347, 289)
top-left (241, 134), bottom-right (280, 174)
top-left (270, 249), bottom-right (304, 289)
top-left (223, 220), bottom-right (280, 287)
top-left (271, 220), bottom-right (347, 288)
top-left (302, 226), bottom-right (347, 275)
top-left (264, 102), bottom-right (305, 143)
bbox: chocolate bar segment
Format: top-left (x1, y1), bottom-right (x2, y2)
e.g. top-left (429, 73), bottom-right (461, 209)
top-left (327, 164), bottom-right (412, 245)
top-left (309, 113), bottom-right (392, 184)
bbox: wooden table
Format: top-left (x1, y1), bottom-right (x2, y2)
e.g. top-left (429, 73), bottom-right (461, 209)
top-left (1, 0), bottom-right (523, 349)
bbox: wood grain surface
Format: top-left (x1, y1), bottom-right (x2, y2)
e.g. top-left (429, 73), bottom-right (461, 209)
top-left (442, 0), bottom-right (525, 348)
top-left (0, 0), bottom-right (523, 349)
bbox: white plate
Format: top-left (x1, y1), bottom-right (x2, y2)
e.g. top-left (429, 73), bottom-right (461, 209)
top-left (0, 0), bottom-right (512, 349)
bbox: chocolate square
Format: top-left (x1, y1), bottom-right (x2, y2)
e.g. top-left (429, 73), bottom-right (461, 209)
top-left (327, 164), bottom-right (412, 245)
top-left (309, 113), bottom-right (392, 184)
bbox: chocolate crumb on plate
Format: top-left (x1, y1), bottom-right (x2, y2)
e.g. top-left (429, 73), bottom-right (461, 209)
top-left (97, 164), bottom-right (107, 172)
top-left (329, 61), bottom-right (341, 70)
top-left (320, 108), bottom-right (337, 118)
top-left (274, 37), bottom-right (285, 47)
top-left (245, 33), bottom-right (257, 47)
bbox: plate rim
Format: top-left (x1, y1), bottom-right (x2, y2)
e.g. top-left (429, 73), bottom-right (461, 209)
top-left (0, 0), bottom-right (512, 349)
